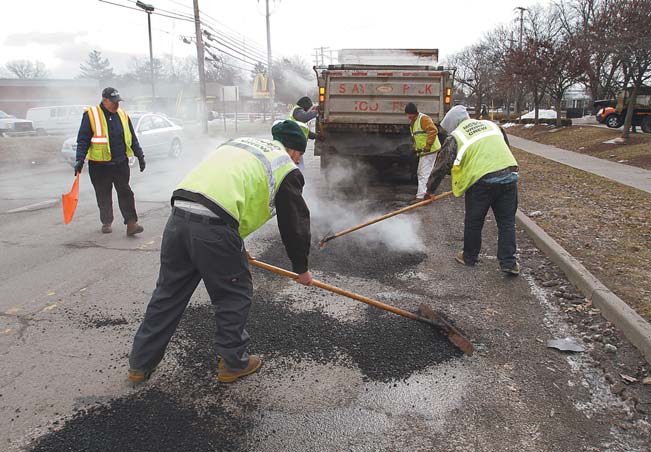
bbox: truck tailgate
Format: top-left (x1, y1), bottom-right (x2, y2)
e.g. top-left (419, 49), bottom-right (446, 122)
top-left (324, 69), bottom-right (447, 124)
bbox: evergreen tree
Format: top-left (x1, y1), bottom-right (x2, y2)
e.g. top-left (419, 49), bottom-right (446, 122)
top-left (79, 50), bottom-right (115, 81)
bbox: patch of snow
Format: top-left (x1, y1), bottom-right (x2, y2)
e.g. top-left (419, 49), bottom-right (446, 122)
top-left (603, 138), bottom-right (626, 144)
top-left (501, 122), bottom-right (517, 128)
top-left (520, 109), bottom-right (557, 119)
top-left (524, 123), bottom-right (535, 129)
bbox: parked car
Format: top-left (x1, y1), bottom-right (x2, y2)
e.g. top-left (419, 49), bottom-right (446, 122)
top-left (61, 112), bottom-right (183, 166)
top-left (26, 105), bottom-right (87, 135)
top-left (0, 110), bottom-right (36, 137)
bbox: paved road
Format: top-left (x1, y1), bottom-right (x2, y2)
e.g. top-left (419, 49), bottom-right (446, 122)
top-left (1, 141), bottom-right (649, 451)
top-left (508, 134), bottom-right (651, 194)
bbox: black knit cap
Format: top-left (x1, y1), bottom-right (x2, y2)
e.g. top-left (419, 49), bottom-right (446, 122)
top-left (404, 102), bottom-right (418, 114)
top-left (272, 120), bottom-right (307, 153)
top-left (297, 96), bottom-right (313, 110)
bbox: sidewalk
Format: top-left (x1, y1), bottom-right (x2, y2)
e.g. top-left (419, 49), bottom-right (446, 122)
top-left (508, 134), bottom-right (651, 194)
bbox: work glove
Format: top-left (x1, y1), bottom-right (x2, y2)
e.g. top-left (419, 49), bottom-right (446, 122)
top-left (74, 160), bottom-right (84, 175)
top-left (138, 156), bottom-right (146, 172)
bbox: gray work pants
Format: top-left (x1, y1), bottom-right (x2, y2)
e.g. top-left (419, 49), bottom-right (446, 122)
top-left (129, 208), bottom-right (252, 373)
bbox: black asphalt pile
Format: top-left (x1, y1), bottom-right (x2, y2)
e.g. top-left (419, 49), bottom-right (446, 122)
top-left (29, 388), bottom-right (244, 452)
top-left (259, 235), bottom-right (427, 282)
top-left (171, 294), bottom-right (460, 383)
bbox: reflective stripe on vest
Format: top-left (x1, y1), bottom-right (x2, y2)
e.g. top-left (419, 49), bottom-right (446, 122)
top-left (85, 106), bottom-right (134, 161)
top-left (174, 138), bottom-right (297, 238)
top-left (226, 138), bottom-right (295, 216)
top-left (410, 113), bottom-right (441, 156)
top-left (288, 105), bottom-right (310, 138)
top-left (449, 119), bottom-right (518, 197)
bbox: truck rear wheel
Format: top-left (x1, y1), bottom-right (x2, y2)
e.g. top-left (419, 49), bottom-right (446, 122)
top-left (642, 117), bottom-right (651, 133)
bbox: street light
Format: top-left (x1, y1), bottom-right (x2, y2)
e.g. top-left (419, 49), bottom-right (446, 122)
top-left (136, 1), bottom-right (156, 102)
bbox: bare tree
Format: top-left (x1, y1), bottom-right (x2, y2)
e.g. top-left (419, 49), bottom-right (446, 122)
top-left (556, 0), bottom-right (621, 101)
top-left (448, 43), bottom-right (494, 118)
top-left (124, 57), bottom-right (166, 84)
top-left (609, 0), bottom-right (651, 138)
top-left (5, 60), bottom-right (48, 79)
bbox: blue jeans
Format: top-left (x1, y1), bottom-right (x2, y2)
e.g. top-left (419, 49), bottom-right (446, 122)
top-left (463, 181), bottom-right (518, 269)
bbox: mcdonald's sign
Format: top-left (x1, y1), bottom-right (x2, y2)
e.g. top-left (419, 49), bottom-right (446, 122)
top-left (252, 73), bottom-right (275, 99)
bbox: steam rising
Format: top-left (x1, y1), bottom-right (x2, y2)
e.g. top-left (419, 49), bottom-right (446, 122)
top-left (304, 160), bottom-right (425, 253)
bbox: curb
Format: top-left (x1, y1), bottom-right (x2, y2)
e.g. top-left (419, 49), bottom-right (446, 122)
top-left (516, 210), bottom-right (651, 363)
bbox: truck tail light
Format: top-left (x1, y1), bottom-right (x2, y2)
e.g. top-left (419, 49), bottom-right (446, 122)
top-left (445, 87), bottom-right (452, 105)
top-left (319, 87), bottom-right (325, 103)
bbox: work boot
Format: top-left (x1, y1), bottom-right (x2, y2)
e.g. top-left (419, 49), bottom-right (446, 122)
top-left (500, 262), bottom-right (521, 276)
top-left (101, 224), bottom-right (112, 234)
top-left (455, 250), bottom-right (476, 266)
top-left (217, 355), bottom-right (262, 383)
top-left (126, 220), bottom-right (144, 236)
top-left (127, 368), bottom-right (155, 383)
top-left (409, 197), bottom-right (424, 205)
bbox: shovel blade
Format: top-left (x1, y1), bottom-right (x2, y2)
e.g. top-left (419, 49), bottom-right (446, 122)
top-left (418, 303), bottom-right (474, 356)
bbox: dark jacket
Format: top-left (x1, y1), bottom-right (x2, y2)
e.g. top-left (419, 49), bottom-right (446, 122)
top-left (291, 108), bottom-right (318, 140)
top-left (173, 168), bottom-right (311, 274)
top-left (76, 103), bottom-right (144, 163)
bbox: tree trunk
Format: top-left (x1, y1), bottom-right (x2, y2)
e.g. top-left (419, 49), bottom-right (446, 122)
top-left (556, 96), bottom-right (563, 127)
top-left (622, 82), bottom-right (639, 139)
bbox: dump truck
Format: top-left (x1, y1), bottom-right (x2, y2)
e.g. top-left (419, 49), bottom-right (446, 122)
top-left (313, 49), bottom-right (454, 177)
top-left (597, 86), bottom-right (651, 132)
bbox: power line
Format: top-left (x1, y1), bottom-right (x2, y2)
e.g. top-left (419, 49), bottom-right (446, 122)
top-left (201, 22), bottom-right (268, 62)
top-left (202, 30), bottom-right (266, 67)
top-left (204, 41), bottom-right (260, 68)
top-left (98, 0), bottom-right (194, 22)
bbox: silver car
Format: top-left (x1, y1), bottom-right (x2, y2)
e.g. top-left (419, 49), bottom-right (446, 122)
top-left (61, 112), bottom-right (183, 166)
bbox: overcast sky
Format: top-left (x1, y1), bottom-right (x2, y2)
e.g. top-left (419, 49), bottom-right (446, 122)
top-left (0, 0), bottom-right (547, 78)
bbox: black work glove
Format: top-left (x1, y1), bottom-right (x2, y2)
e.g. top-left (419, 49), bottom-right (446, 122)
top-left (74, 160), bottom-right (84, 175)
top-left (138, 156), bottom-right (146, 172)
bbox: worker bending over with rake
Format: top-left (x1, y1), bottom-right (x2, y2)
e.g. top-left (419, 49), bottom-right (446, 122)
top-left (425, 105), bottom-right (520, 276)
top-left (128, 120), bottom-right (312, 384)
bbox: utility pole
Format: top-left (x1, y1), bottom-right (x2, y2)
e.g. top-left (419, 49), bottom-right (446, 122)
top-left (264, 0), bottom-right (274, 121)
top-left (193, 0), bottom-right (208, 134)
top-left (515, 6), bottom-right (527, 122)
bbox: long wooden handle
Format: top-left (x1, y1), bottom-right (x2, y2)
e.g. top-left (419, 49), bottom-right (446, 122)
top-left (249, 259), bottom-right (422, 322)
top-left (323, 191), bottom-right (453, 243)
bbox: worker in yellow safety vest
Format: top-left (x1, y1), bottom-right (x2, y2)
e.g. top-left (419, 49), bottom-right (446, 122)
top-left (128, 120), bottom-right (312, 384)
top-left (405, 102), bottom-right (441, 203)
top-left (74, 87), bottom-right (145, 236)
top-left (288, 96), bottom-right (318, 172)
top-left (425, 105), bottom-right (520, 275)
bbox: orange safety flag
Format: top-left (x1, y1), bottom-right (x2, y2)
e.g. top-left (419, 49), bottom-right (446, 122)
top-left (62, 173), bottom-right (80, 224)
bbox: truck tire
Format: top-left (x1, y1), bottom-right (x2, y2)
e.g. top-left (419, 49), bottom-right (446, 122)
top-left (642, 117), bottom-right (651, 133)
top-left (605, 114), bottom-right (622, 128)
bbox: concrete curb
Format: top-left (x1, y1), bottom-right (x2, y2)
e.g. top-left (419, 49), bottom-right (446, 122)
top-left (516, 210), bottom-right (651, 363)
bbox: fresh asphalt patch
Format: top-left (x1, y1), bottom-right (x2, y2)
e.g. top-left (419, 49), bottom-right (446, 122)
top-left (28, 233), bottom-right (460, 451)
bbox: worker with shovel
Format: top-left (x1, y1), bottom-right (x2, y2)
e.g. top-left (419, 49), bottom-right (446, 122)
top-left (425, 105), bottom-right (520, 275)
top-left (128, 120), bottom-right (312, 384)
top-left (405, 103), bottom-right (441, 203)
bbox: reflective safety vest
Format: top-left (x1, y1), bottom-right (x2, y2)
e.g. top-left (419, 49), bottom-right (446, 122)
top-left (410, 113), bottom-right (441, 157)
top-left (450, 119), bottom-right (518, 196)
top-left (288, 105), bottom-right (310, 138)
top-left (85, 105), bottom-right (134, 161)
top-left (174, 138), bottom-right (297, 238)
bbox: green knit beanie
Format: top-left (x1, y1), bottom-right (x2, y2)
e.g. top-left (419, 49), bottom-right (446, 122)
top-left (272, 120), bottom-right (307, 153)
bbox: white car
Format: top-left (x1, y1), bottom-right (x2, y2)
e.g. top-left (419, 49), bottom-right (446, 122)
top-left (61, 112), bottom-right (183, 166)
top-left (0, 110), bottom-right (36, 137)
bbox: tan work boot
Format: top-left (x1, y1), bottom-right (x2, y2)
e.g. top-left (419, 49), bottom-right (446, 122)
top-left (217, 355), bottom-right (261, 383)
top-left (101, 224), bottom-right (112, 234)
top-left (126, 220), bottom-right (144, 236)
top-left (127, 368), bottom-right (155, 383)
